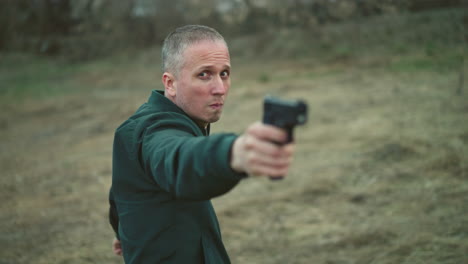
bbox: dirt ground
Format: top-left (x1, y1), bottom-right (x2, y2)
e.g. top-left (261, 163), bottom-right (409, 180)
top-left (1, 41), bottom-right (467, 264)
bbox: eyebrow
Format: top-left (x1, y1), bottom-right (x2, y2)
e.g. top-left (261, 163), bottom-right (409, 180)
top-left (196, 64), bottom-right (231, 72)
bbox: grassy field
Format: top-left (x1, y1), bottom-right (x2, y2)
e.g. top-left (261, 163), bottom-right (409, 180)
top-left (1, 8), bottom-right (467, 264)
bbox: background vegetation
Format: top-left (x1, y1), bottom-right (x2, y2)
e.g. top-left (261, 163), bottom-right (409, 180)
top-left (1, 0), bottom-right (464, 59)
top-left (1, 1), bottom-right (467, 263)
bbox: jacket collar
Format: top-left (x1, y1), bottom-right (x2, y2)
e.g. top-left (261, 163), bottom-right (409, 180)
top-left (148, 90), bottom-right (210, 136)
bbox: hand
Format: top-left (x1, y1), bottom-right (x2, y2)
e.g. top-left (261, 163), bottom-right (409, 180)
top-left (230, 122), bottom-right (294, 178)
top-left (112, 238), bottom-right (122, 256)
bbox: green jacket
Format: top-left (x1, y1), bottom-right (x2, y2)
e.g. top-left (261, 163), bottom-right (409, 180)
top-left (110, 90), bottom-right (246, 263)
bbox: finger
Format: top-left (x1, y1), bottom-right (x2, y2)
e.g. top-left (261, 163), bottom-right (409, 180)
top-left (248, 122), bottom-right (288, 144)
top-left (245, 151), bottom-right (293, 169)
top-left (112, 239), bottom-right (122, 256)
top-left (244, 135), bottom-right (282, 156)
top-left (250, 164), bottom-right (290, 177)
top-left (245, 136), bottom-right (295, 158)
top-left (281, 143), bottom-right (295, 156)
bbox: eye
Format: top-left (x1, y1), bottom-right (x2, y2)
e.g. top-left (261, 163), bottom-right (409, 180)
top-left (198, 71), bottom-right (210, 80)
top-left (220, 70), bottom-right (230, 79)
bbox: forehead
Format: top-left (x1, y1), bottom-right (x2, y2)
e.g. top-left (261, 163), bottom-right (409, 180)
top-left (181, 40), bottom-right (230, 70)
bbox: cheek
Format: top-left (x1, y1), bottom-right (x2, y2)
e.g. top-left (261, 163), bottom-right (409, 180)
top-left (191, 83), bottom-right (211, 98)
top-left (179, 78), bottom-right (212, 104)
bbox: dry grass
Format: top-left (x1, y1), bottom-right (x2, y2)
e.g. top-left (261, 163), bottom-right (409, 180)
top-left (1, 10), bottom-right (467, 264)
top-left (213, 51), bottom-right (468, 264)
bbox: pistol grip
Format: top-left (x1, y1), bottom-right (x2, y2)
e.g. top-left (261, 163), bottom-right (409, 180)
top-left (262, 95), bottom-right (308, 181)
top-left (268, 126), bottom-right (294, 181)
top-left (285, 126), bottom-right (294, 144)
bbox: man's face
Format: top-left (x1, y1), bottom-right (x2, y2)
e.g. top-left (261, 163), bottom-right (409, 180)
top-left (169, 40), bottom-right (231, 128)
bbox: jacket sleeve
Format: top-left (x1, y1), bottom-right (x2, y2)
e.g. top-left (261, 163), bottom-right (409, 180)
top-left (140, 113), bottom-right (247, 200)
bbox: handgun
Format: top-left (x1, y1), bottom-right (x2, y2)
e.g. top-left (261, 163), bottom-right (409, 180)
top-left (262, 95), bottom-right (308, 179)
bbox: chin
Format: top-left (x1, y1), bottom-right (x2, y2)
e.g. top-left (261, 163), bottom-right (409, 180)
top-left (208, 115), bottom-right (221, 124)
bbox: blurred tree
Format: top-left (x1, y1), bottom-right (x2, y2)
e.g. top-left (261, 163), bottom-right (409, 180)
top-left (0, 0), bottom-right (13, 50)
top-left (408, 0), bottom-right (462, 12)
top-left (0, 0), bottom-right (463, 59)
top-left (36, 0), bottom-right (73, 54)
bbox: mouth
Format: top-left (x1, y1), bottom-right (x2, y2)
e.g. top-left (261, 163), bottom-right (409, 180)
top-left (209, 103), bottom-right (224, 110)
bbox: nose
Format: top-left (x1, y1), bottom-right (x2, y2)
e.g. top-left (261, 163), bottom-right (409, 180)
top-left (211, 76), bottom-right (228, 95)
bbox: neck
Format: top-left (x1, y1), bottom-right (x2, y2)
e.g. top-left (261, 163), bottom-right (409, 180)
top-left (196, 121), bottom-right (209, 130)
top-left (164, 91), bottom-right (209, 130)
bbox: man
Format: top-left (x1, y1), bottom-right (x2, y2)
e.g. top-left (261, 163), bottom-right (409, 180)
top-left (109, 25), bottom-right (294, 263)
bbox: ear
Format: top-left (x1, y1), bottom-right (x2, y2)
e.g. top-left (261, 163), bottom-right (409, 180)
top-left (162, 72), bottom-right (176, 97)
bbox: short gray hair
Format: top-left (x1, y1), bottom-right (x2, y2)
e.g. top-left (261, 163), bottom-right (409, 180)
top-left (161, 25), bottom-right (227, 77)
